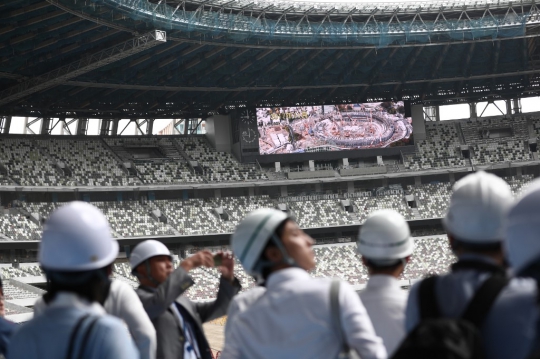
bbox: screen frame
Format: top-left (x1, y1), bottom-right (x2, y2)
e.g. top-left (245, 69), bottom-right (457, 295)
top-left (254, 101), bottom-right (413, 156)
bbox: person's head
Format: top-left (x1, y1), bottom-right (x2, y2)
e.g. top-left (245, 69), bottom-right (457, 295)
top-left (231, 208), bottom-right (315, 281)
top-left (357, 209), bottom-right (413, 278)
top-left (505, 179), bottom-right (540, 276)
top-left (39, 201), bottom-right (118, 304)
top-left (443, 171), bottom-right (513, 262)
top-left (130, 240), bottom-right (173, 288)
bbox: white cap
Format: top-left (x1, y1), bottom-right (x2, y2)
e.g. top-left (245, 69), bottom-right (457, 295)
top-left (130, 240), bottom-right (172, 272)
top-left (357, 209), bottom-right (414, 262)
top-left (505, 179), bottom-right (540, 272)
top-left (443, 171), bottom-right (513, 243)
top-left (231, 208), bottom-right (289, 276)
top-left (39, 201), bottom-right (119, 272)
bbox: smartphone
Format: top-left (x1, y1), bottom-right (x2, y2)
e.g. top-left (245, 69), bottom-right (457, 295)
top-left (213, 253), bottom-right (223, 267)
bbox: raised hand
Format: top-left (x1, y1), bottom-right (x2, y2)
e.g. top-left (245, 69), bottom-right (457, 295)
top-left (180, 250), bottom-right (214, 272)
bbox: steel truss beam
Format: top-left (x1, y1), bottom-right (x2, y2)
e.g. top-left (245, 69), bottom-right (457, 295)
top-left (101, 0), bottom-right (540, 45)
top-left (60, 67), bottom-right (540, 92)
top-left (43, 117), bottom-right (76, 135)
top-left (25, 117), bottom-right (42, 135)
top-left (0, 30), bottom-right (167, 107)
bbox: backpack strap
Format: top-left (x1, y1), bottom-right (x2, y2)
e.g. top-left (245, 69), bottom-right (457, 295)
top-left (419, 276), bottom-right (441, 320)
top-left (461, 275), bottom-right (509, 328)
top-left (330, 280), bottom-right (350, 354)
top-left (76, 316), bottom-right (100, 359)
top-left (65, 314), bottom-right (90, 359)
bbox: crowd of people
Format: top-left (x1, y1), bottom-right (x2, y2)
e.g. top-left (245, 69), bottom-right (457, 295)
top-left (0, 170), bottom-right (539, 358)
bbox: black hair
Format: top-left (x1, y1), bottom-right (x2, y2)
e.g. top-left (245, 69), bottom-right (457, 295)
top-left (364, 258), bottom-right (405, 272)
top-left (451, 238), bottom-right (503, 254)
top-left (43, 266), bottom-right (111, 305)
top-left (259, 219), bottom-right (290, 281)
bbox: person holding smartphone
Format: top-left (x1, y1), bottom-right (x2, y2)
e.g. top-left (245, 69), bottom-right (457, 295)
top-left (130, 240), bottom-right (241, 359)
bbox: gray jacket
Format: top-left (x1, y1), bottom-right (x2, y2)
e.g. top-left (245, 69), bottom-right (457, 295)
top-left (136, 267), bottom-right (241, 359)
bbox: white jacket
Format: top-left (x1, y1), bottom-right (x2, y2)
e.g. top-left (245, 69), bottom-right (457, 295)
top-left (224, 286), bottom-right (266, 339)
top-left (221, 268), bottom-right (387, 359)
top-left (359, 275), bottom-right (408, 356)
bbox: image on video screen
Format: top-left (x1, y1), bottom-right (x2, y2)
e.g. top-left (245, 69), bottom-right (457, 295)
top-left (257, 102), bottom-right (413, 155)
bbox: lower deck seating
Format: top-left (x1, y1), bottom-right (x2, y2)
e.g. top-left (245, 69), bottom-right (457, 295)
top-left (109, 237), bottom-right (456, 301)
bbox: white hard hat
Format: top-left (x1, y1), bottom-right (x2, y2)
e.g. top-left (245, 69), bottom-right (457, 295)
top-left (39, 201), bottom-right (118, 272)
top-left (130, 240), bottom-right (172, 272)
top-left (357, 209), bottom-right (414, 261)
top-left (231, 208), bottom-right (289, 276)
top-left (505, 178), bottom-right (540, 273)
top-left (443, 171), bottom-right (513, 243)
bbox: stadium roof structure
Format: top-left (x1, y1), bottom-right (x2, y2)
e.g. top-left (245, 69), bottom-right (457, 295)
top-left (2, 0), bottom-right (540, 118)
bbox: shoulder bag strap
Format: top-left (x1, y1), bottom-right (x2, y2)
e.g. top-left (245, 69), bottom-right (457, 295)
top-left (65, 314), bottom-right (90, 359)
top-left (75, 316), bottom-right (100, 359)
top-left (330, 280), bottom-right (350, 354)
top-left (419, 276), bottom-right (440, 320)
top-left (461, 275), bottom-right (509, 328)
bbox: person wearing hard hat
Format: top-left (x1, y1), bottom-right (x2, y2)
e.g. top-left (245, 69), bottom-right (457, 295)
top-left (7, 202), bottom-right (139, 359)
top-left (33, 270), bottom-right (157, 359)
top-left (221, 208), bottom-right (386, 359)
top-left (404, 171), bottom-right (538, 359)
top-left (130, 240), bottom-right (240, 359)
top-left (505, 179), bottom-right (540, 357)
top-left (357, 209), bottom-right (413, 356)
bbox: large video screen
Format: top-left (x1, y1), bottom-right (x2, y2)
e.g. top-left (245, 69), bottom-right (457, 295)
top-left (257, 102), bottom-right (413, 155)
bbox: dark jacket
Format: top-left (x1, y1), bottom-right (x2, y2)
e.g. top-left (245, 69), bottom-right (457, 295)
top-left (136, 267), bottom-right (241, 359)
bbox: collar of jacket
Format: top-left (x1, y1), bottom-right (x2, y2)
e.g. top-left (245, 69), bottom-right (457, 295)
top-left (365, 275), bottom-right (402, 290)
top-left (48, 292), bottom-right (105, 315)
top-left (266, 267), bottom-right (311, 290)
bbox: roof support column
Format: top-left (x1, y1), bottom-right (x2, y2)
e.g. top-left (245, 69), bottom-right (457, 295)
top-left (513, 98), bottom-right (521, 114)
top-left (146, 119), bottom-right (154, 136)
top-left (469, 102), bottom-right (477, 119)
top-left (0, 116), bottom-right (11, 134)
top-left (99, 119), bottom-right (112, 136)
top-left (77, 118), bottom-right (88, 136)
top-left (111, 119), bottom-right (119, 136)
top-left (40, 117), bottom-right (51, 135)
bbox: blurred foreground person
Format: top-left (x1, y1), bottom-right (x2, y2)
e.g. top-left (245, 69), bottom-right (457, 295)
top-left (131, 240), bottom-right (240, 359)
top-left (33, 273), bottom-right (156, 359)
top-left (402, 172), bottom-right (538, 359)
top-left (8, 202), bottom-right (138, 359)
top-left (224, 285), bottom-right (265, 340)
top-left (357, 210), bottom-right (413, 356)
top-left (505, 179), bottom-right (540, 357)
top-left (0, 277), bottom-right (16, 357)
top-left (221, 208), bottom-right (386, 359)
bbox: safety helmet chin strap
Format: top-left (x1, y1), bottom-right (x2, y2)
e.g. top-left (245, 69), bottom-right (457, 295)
top-left (253, 233), bottom-right (299, 275)
top-left (133, 259), bottom-right (161, 287)
top-left (270, 233), bottom-right (297, 267)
